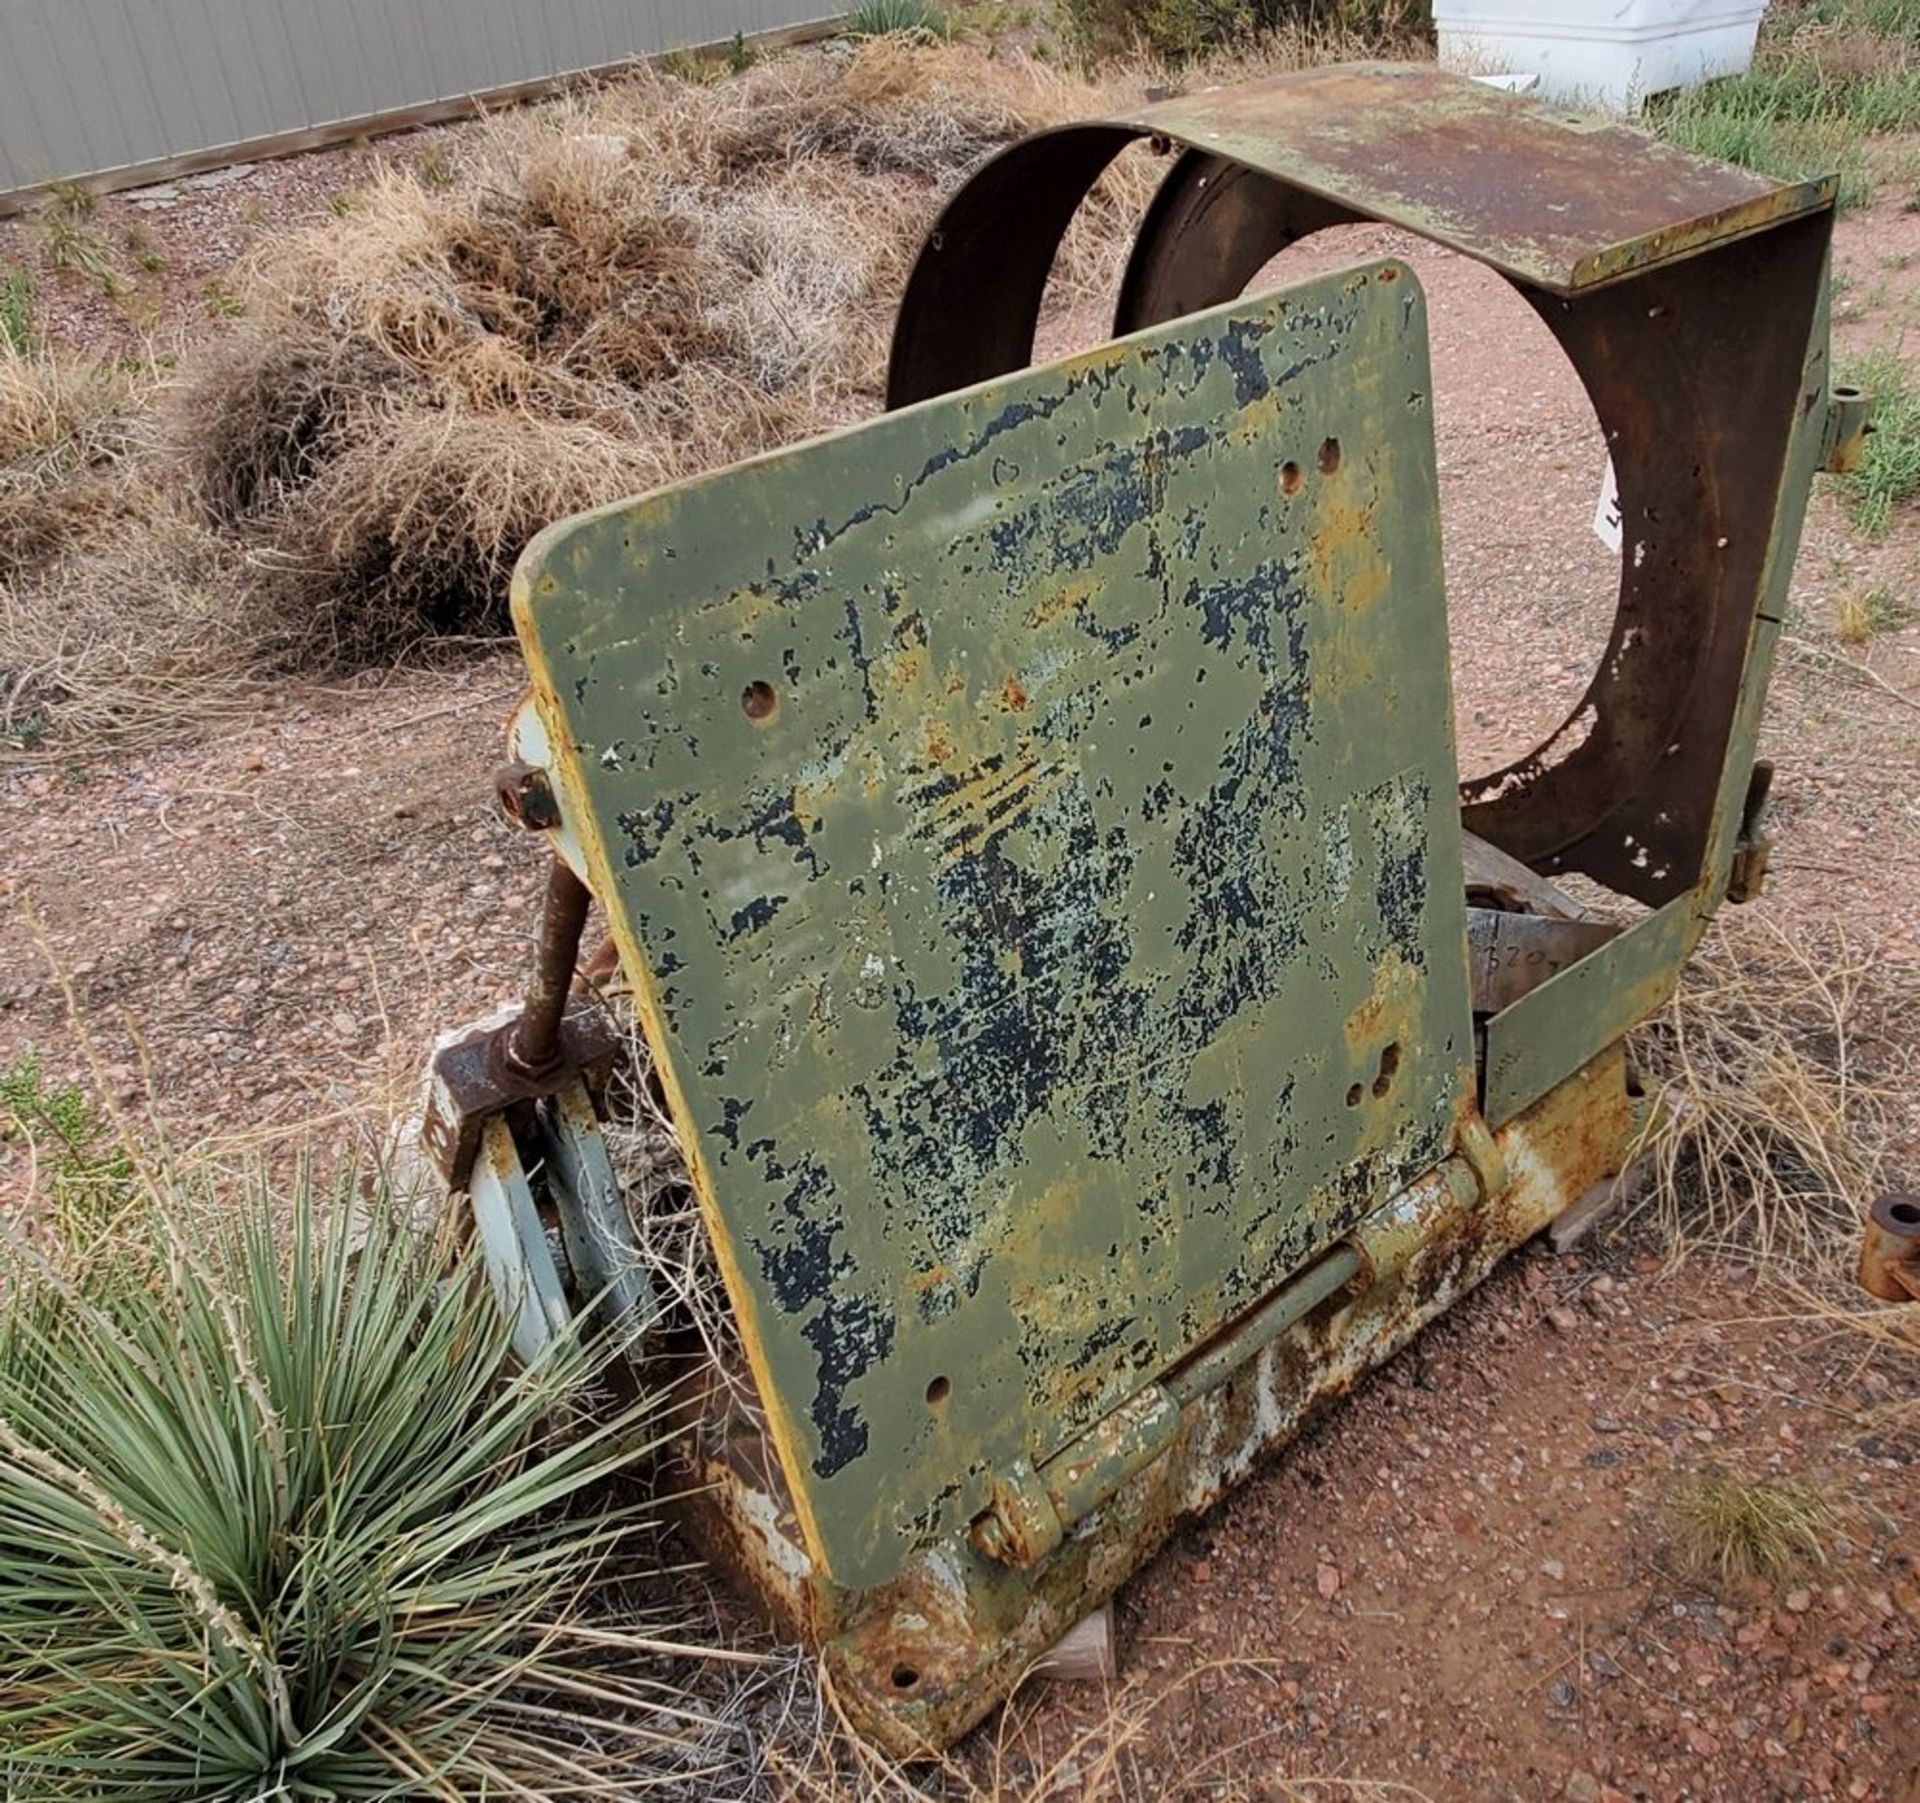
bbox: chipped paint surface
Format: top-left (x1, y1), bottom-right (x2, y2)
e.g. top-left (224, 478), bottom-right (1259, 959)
top-left (515, 263), bottom-right (1473, 1590)
top-left (820, 1045), bottom-right (1636, 1754)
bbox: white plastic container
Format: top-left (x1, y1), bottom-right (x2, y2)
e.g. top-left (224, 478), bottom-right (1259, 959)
top-left (1434, 0), bottom-right (1769, 113)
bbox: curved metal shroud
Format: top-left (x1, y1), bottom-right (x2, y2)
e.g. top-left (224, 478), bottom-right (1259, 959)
top-left (886, 63), bottom-right (1834, 908)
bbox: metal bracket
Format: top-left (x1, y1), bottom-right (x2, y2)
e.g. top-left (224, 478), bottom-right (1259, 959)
top-left (535, 1076), bottom-right (657, 1346)
top-left (1860, 1192), bottom-right (1920, 1302)
top-left (469, 1114), bottom-right (574, 1366)
top-left (459, 1075), bottom-right (655, 1367)
top-left (419, 999), bottom-right (620, 1190)
top-left (1820, 383), bottom-right (1873, 475)
top-left (1727, 759), bottom-right (1775, 905)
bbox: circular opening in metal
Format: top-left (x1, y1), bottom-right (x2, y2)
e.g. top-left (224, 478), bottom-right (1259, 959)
top-left (891, 1663), bottom-right (921, 1691)
top-left (1279, 460), bottom-right (1305, 497)
top-left (1887, 1198), bottom-right (1920, 1229)
top-left (1317, 436), bottom-right (1342, 474)
top-left (925, 1375), bottom-right (951, 1406)
top-left (1246, 227), bottom-right (1621, 785)
top-left (741, 680), bottom-right (778, 721)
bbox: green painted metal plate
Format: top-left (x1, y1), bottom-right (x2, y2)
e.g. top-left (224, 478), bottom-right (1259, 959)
top-left (516, 261), bottom-right (1474, 1589)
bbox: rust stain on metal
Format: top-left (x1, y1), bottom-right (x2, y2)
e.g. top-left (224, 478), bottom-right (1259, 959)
top-left (1117, 63), bottom-right (1833, 295)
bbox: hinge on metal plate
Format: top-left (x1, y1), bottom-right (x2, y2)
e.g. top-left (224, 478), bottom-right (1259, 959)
top-left (972, 1242), bottom-right (1365, 1567)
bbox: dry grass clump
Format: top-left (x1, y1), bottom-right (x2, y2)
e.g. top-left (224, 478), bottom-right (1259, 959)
top-left (161, 41), bottom-right (1114, 666)
top-left (1665, 1473), bottom-right (1843, 1587)
top-left (756, 1653), bottom-right (1307, 1801)
top-left (0, 346), bottom-right (144, 589)
top-left (0, 501), bottom-right (266, 750)
top-left (0, 40), bottom-right (1144, 747)
top-left (1628, 909), bottom-right (1918, 1433)
top-left (2, 28), bottom-right (1437, 752)
top-left (1630, 910), bottom-right (1911, 1267)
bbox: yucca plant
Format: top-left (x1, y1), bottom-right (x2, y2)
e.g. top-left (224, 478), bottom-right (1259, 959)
top-left (0, 1171), bottom-right (706, 1799)
top-left (847, 0), bottom-right (951, 39)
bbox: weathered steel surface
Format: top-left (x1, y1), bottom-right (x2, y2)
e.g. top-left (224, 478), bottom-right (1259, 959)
top-left (1466, 908), bottom-right (1620, 1014)
top-left (1117, 64), bottom-right (1833, 293)
top-left (660, 1045), bottom-right (1635, 1750)
top-left (817, 1043), bottom-right (1636, 1751)
top-left (889, 73), bottom-right (1837, 929)
top-left (1482, 892), bottom-right (1694, 1127)
top-left (516, 263), bottom-right (1474, 1590)
top-left (888, 62), bottom-right (1833, 414)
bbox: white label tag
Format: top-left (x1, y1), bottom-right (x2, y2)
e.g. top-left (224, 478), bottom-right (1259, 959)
top-left (1592, 454), bottom-right (1622, 555)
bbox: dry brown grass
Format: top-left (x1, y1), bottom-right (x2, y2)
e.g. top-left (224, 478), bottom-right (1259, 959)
top-left (158, 46), bottom-right (1029, 662)
top-left (0, 25), bottom-right (1433, 756)
top-left (1631, 911), bottom-right (1912, 1266)
top-left (1627, 908), bottom-right (1919, 1430)
top-left (0, 347), bottom-right (142, 588)
top-left (4, 39), bottom-right (1148, 750)
top-left (731, 1650), bottom-right (1426, 1802)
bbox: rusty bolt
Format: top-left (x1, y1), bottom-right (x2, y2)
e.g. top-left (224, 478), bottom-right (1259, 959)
top-left (494, 761), bottom-right (560, 831)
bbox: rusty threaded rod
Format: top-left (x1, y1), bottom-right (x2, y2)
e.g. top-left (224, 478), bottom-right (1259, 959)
top-left (504, 857), bottom-right (594, 1080)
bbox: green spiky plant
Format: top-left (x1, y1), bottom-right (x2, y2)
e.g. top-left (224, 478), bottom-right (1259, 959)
top-left (0, 1145), bottom-right (706, 1799)
top-left (847, 0), bottom-right (952, 38)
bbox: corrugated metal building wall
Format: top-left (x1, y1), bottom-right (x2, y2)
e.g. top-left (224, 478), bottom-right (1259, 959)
top-left (0, 2), bottom-right (841, 208)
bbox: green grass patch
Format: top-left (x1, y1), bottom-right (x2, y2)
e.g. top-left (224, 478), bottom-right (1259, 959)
top-left (1838, 343), bottom-right (1920, 537)
top-left (1062, 0), bottom-right (1423, 58)
top-left (848, 0), bottom-right (952, 36)
top-left (0, 269), bottom-right (31, 354)
top-left (0, 1056), bottom-right (138, 1261)
top-left (1667, 1474), bottom-right (1841, 1586)
top-left (1647, 0), bottom-right (1920, 211)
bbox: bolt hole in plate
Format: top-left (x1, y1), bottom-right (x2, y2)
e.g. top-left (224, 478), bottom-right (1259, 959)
top-left (742, 679), bottom-right (778, 721)
top-left (891, 1664), bottom-right (921, 1692)
top-left (510, 265), bottom-right (1475, 1591)
top-left (1235, 226), bottom-right (1621, 786)
top-left (925, 1375), bottom-right (951, 1406)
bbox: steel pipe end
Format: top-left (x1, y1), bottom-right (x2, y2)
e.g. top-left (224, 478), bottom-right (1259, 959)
top-left (1859, 1190), bottom-right (1920, 1303)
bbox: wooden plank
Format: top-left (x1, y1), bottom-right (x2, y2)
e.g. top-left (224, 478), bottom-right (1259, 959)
top-left (1032, 1604), bottom-right (1116, 1683)
top-left (1544, 1157), bottom-right (1654, 1253)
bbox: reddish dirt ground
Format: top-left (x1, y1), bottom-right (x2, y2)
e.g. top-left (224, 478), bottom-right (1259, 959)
top-left (2, 96), bottom-right (1916, 1803)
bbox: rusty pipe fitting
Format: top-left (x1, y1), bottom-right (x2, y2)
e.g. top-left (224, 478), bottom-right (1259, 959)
top-left (494, 760), bottom-right (561, 831)
top-left (1859, 1191), bottom-right (1920, 1303)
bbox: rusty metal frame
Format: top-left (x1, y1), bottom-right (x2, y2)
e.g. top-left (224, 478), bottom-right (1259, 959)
top-left (441, 62), bottom-right (1858, 1757)
top-left (890, 64), bottom-right (1836, 918)
top-left (887, 60), bottom-right (1856, 1135)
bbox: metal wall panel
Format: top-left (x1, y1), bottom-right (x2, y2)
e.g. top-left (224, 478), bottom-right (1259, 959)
top-left (0, 0), bottom-right (842, 205)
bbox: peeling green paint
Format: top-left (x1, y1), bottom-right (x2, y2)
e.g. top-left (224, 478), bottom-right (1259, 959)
top-left (515, 262), bottom-right (1473, 1590)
